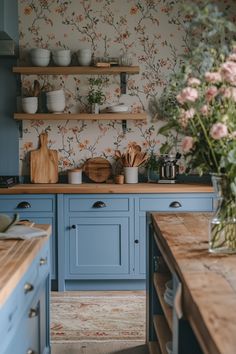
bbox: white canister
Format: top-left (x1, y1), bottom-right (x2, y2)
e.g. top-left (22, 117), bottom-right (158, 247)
top-left (68, 168), bottom-right (82, 184)
top-left (124, 167), bottom-right (138, 184)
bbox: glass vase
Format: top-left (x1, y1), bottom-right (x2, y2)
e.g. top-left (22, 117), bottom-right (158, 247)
top-left (209, 174), bottom-right (236, 253)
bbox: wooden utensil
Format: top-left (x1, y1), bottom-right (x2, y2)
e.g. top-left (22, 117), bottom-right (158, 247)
top-left (83, 157), bottom-right (112, 182)
top-left (30, 132), bottom-right (58, 183)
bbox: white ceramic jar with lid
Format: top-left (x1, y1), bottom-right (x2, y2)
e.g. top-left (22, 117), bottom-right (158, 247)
top-left (68, 168), bottom-right (82, 184)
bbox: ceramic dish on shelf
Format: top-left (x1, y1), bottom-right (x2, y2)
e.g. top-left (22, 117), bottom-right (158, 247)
top-left (103, 104), bottom-right (129, 113)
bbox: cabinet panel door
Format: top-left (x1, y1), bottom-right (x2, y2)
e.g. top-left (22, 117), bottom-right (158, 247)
top-left (66, 217), bottom-right (129, 277)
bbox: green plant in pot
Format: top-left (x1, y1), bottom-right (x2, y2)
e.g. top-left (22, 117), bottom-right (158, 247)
top-left (87, 78), bottom-right (106, 114)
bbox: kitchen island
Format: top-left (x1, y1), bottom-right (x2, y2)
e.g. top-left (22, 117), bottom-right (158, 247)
top-left (0, 225), bottom-right (51, 354)
top-left (147, 213), bottom-right (236, 354)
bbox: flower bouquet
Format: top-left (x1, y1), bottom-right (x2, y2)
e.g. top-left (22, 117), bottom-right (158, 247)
top-left (172, 50), bottom-right (236, 253)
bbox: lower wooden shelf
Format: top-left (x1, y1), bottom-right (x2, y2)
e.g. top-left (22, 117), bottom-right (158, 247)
top-left (148, 341), bottom-right (161, 354)
top-left (153, 273), bottom-right (173, 331)
top-left (14, 112), bottom-right (147, 121)
top-left (153, 315), bottom-right (172, 354)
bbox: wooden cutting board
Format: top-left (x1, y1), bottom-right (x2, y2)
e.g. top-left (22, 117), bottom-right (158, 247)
top-left (83, 157), bottom-right (112, 182)
top-left (30, 132), bottom-right (58, 183)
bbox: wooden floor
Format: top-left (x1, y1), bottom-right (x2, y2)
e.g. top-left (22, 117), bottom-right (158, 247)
top-left (52, 341), bottom-right (148, 354)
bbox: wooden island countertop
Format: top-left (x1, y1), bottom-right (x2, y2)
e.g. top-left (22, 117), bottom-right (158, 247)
top-left (0, 225), bottom-right (51, 307)
top-left (151, 213), bottom-right (236, 354)
top-left (0, 183), bottom-right (213, 194)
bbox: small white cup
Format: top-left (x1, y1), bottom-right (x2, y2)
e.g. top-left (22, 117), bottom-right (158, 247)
top-left (68, 169), bottom-right (82, 184)
top-left (22, 96), bottom-right (38, 114)
top-left (124, 167), bottom-right (138, 183)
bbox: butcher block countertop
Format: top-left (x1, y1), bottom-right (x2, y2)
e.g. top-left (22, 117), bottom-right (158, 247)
top-left (0, 225), bottom-right (51, 307)
top-left (0, 183), bottom-right (213, 194)
top-left (151, 213), bottom-right (236, 354)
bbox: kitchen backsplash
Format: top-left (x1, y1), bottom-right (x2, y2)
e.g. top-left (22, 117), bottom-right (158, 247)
top-left (18, 0), bottom-right (235, 176)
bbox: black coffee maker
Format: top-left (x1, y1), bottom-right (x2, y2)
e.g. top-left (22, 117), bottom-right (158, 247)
top-left (158, 153), bottom-right (181, 183)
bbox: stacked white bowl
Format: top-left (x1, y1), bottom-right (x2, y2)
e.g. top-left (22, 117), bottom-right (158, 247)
top-left (46, 89), bottom-right (65, 113)
top-left (30, 48), bottom-right (51, 67)
top-left (52, 49), bottom-right (71, 66)
top-left (22, 97), bottom-right (38, 114)
top-left (77, 48), bottom-right (92, 66)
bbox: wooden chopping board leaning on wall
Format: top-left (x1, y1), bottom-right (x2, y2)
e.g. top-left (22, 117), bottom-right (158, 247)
top-left (30, 132), bottom-right (58, 183)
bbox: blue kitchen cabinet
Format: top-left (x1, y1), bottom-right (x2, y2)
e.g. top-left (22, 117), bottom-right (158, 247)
top-left (61, 194), bottom-right (137, 290)
top-left (1, 239), bottom-right (50, 354)
top-left (0, 194), bottom-right (57, 281)
top-left (135, 193), bottom-right (214, 276)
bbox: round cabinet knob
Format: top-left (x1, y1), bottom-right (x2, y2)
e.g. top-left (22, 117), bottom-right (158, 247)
top-left (92, 201), bottom-right (106, 208)
top-left (29, 308), bottom-right (38, 318)
top-left (71, 225), bottom-right (76, 229)
top-left (134, 239), bottom-right (139, 244)
top-left (169, 201), bottom-right (182, 208)
top-left (39, 257), bottom-right (47, 266)
top-left (24, 282), bottom-right (34, 294)
top-left (16, 201), bottom-right (31, 209)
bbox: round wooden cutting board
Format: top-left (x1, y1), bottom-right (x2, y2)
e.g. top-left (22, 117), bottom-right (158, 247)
top-left (83, 157), bottom-right (112, 182)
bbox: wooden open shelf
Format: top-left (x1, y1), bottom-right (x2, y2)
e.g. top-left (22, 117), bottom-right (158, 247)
top-left (148, 341), bottom-right (161, 354)
top-left (12, 66), bottom-right (140, 75)
top-left (153, 273), bottom-right (173, 332)
top-left (153, 315), bottom-right (172, 354)
top-left (14, 112), bottom-right (147, 121)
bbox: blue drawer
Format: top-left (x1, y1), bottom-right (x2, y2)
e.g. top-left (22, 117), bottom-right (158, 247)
top-left (0, 195), bottom-right (53, 212)
top-left (67, 196), bottom-right (130, 212)
top-left (139, 196), bottom-right (213, 212)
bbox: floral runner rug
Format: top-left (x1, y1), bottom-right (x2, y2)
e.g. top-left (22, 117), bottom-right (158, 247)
top-left (50, 291), bottom-right (146, 342)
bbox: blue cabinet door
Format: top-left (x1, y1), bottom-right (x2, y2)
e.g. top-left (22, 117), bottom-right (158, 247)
top-left (65, 216), bottom-right (129, 277)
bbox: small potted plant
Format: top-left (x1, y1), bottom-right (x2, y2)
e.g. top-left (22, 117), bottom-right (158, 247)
top-left (87, 78), bottom-right (105, 114)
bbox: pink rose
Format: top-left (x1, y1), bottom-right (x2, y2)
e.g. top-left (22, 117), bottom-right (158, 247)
top-left (205, 86), bottom-right (218, 102)
top-left (176, 87), bottom-right (198, 105)
top-left (200, 105), bottom-right (209, 116)
top-left (181, 136), bottom-right (194, 152)
top-left (210, 123), bottom-right (228, 140)
top-left (220, 61), bottom-right (236, 84)
top-left (204, 71), bottom-right (222, 83)
top-left (188, 77), bottom-right (201, 86)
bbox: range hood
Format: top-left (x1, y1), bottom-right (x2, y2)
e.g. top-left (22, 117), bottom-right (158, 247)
top-left (0, 30), bottom-right (16, 56)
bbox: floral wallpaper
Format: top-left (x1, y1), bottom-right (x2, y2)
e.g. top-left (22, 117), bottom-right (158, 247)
top-left (18, 0), bottom-right (235, 178)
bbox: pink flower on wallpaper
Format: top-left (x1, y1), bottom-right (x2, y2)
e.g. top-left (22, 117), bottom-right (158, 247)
top-left (181, 136), bottom-right (194, 152)
top-left (130, 6), bottom-right (138, 15)
top-left (188, 77), bottom-right (201, 86)
top-left (210, 123), bottom-right (228, 140)
top-left (221, 61), bottom-right (236, 84)
top-left (200, 105), bottom-right (209, 116)
top-left (176, 87), bottom-right (198, 105)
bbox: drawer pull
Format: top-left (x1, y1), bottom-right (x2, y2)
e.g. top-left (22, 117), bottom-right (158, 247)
top-left (92, 201), bottom-right (106, 208)
top-left (39, 257), bottom-right (47, 266)
top-left (71, 225), bottom-right (76, 229)
top-left (29, 308), bottom-right (38, 318)
top-left (169, 201), bottom-right (182, 208)
top-left (16, 201), bottom-right (31, 209)
top-left (24, 283), bottom-right (34, 293)
top-left (27, 350), bottom-right (35, 354)
top-left (134, 239), bottom-right (139, 244)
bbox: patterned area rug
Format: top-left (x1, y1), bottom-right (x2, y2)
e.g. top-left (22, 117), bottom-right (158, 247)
top-left (50, 291), bottom-right (146, 342)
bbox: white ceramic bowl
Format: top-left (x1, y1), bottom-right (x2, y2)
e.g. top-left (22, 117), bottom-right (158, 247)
top-left (46, 99), bottom-right (65, 113)
top-left (77, 49), bottom-right (92, 66)
top-left (31, 55), bottom-right (50, 67)
top-left (30, 48), bottom-right (50, 57)
top-left (52, 49), bottom-right (71, 57)
top-left (46, 89), bottom-right (65, 97)
top-left (22, 97), bottom-right (38, 114)
top-left (53, 55), bottom-right (71, 66)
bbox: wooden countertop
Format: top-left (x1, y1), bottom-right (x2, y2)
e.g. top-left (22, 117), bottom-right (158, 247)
top-left (0, 183), bottom-right (213, 194)
top-left (151, 213), bottom-right (236, 354)
top-left (0, 224), bottom-right (51, 307)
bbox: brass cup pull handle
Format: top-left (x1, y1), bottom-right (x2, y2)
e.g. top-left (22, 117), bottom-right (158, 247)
top-left (29, 308), bottom-right (38, 318)
top-left (92, 201), bottom-right (106, 208)
top-left (39, 257), bottom-right (47, 266)
top-left (16, 201), bottom-right (31, 209)
top-left (24, 282), bottom-right (34, 294)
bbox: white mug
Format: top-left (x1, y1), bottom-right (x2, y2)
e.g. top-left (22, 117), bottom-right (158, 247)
top-left (68, 169), bottom-right (82, 184)
top-left (124, 167), bottom-right (138, 184)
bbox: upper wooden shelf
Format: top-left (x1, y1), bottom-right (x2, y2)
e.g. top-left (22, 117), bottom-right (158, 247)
top-left (14, 112), bottom-right (146, 121)
top-left (12, 66), bottom-right (140, 75)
